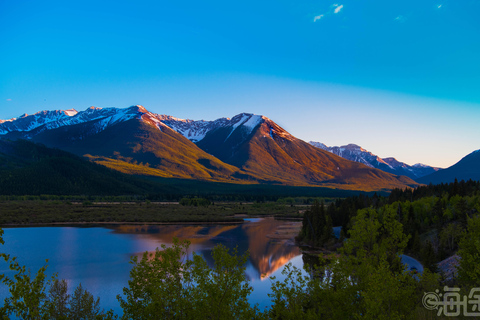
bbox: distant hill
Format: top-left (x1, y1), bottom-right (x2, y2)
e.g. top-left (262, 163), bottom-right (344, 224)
top-left (418, 150), bottom-right (480, 185)
top-left (0, 106), bottom-right (420, 192)
top-left (0, 139), bottom-right (163, 195)
top-left (309, 142), bottom-right (440, 180)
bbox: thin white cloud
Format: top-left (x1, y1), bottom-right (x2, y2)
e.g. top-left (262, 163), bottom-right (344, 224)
top-left (437, 4), bottom-right (443, 9)
top-left (6, 99), bottom-right (12, 101)
top-left (394, 15), bottom-right (405, 22)
top-left (312, 3), bottom-right (343, 23)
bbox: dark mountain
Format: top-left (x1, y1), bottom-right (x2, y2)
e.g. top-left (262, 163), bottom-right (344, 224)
top-left (309, 142), bottom-right (440, 180)
top-left (418, 150), bottom-right (480, 185)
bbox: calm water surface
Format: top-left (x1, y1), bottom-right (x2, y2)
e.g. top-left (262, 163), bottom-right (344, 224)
top-left (0, 218), bottom-right (303, 313)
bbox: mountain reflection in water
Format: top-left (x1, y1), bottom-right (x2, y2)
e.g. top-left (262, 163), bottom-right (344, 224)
top-left (0, 218), bottom-right (303, 312)
top-left (110, 217), bottom-right (302, 280)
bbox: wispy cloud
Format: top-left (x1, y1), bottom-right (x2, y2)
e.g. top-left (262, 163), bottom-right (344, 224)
top-left (333, 4), bottom-right (344, 14)
top-left (394, 15), bottom-right (406, 22)
top-left (437, 4), bottom-right (443, 9)
top-left (6, 99), bottom-right (12, 102)
top-left (313, 3), bottom-right (343, 23)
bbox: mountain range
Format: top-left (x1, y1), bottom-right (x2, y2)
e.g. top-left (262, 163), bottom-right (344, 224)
top-left (0, 105), bottom-right (433, 192)
top-left (309, 142), bottom-right (441, 180)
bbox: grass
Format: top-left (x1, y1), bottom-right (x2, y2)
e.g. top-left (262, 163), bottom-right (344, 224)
top-left (0, 200), bottom-right (302, 225)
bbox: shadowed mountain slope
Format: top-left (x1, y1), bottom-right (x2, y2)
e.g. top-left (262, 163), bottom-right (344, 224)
top-left (418, 150), bottom-right (480, 184)
top-left (0, 139), bottom-right (164, 195)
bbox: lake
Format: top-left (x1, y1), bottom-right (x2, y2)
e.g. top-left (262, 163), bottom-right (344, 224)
top-left (0, 217), bottom-right (304, 313)
top-left (0, 218), bottom-right (423, 315)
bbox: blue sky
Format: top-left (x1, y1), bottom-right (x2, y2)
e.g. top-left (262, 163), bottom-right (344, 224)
top-left (1, 0), bottom-right (479, 168)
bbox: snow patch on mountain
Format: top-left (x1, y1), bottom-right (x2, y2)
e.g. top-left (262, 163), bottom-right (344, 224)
top-left (309, 141), bottom-right (328, 150)
top-left (0, 106), bottom-right (144, 137)
top-left (64, 109), bottom-right (78, 117)
top-left (413, 163), bottom-right (430, 168)
top-left (0, 118), bottom-right (15, 124)
top-left (0, 109), bottom-right (79, 135)
top-left (222, 113), bottom-right (263, 142)
top-left (157, 116), bottom-right (217, 142)
top-left (158, 112), bottom-right (264, 143)
top-left (243, 115), bottom-right (263, 130)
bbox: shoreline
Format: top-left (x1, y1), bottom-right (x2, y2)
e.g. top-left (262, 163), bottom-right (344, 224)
top-left (0, 220), bottom-right (245, 227)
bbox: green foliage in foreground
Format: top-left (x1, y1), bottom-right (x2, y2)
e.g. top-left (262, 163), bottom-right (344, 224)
top-left (119, 239), bottom-right (256, 320)
top-left (457, 214), bottom-right (480, 287)
top-left (3, 209), bottom-right (480, 319)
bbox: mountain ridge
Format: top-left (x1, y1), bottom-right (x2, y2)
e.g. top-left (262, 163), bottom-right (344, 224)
top-left (418, 150), bottom-right (480, 185)
top-left (309, 141), bottom-right (440, 180)
top-left (0, 106), bottom-right (420, 191)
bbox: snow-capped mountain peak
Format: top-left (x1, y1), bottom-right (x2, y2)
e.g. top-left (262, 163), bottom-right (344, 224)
top-left (413, 163), bottom-right (429, 168)
top-left (0, 106), bottom-right (144, 137)
top-left (1, 106), bottom-right (275, 145)
top-left (158, 112), bottom-right (265, 143)
top-left (309, 141), bottom-right (328, 150)
top-left (0, 117), bottom-right (16, 124)
top-left (309, 141), bottom-right (440, 180)
top-left (64, 109), bottom-right (78, 116)
top-left (0, 109), bottom-right (80, 135)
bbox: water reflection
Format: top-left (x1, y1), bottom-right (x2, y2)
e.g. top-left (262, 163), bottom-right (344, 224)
top-left (0, 218), bottom-right (302, 311)
top-left (109, 217), bottom-right (302, 280)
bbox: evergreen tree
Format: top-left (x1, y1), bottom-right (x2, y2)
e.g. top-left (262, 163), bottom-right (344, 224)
top-left (421, 241), bottom-right (438, 273)
top-left (299, 200), bottom-right (334, 246)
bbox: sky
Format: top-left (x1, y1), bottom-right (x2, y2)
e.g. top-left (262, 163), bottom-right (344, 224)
top-left (1, 0), bottom-right (479, 168)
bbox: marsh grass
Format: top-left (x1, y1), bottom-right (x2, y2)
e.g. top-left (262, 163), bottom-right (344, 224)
top-left (0, 201), bottom-right (301, 225)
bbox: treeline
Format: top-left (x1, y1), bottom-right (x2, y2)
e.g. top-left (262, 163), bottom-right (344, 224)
top-left (298, 200), bottom-right (335, 247)
top-left (388, 178), bottom-right (480, 203)
top-left (179, 197), bottom-right (212, 207)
